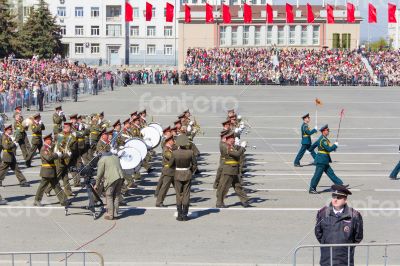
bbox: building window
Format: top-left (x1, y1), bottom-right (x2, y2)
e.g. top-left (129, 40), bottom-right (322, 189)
top-left (255, 26), bottom-right (261, 45)
top-left (75, 43), bottom-right (84, 54)
top-left (277, 26), bottom-right (285, 45)
top-left (312, 25), bottom-right (320, 45)
top-left (232, 27), bottom-right (237, 45)
top-left (133, 7), bottom-right (139, 18)
top-left (266, 25), bottom-right (273, 44)
top-left (164, 26), bottom-right (173, 37)
top-left (332, 33), bottom-right (340, 48)
top-left (91, 43), bottom-right (100, 54)
top-left (106, 24), bottom-right (122, 36)
top-left (301, 25), bottom-right (308, 45)
top-left (250, 0), bottom-right (256, 4)
top-left (57, 7), bottom-right (66, 17)
top-left (220, 26), bottom-right (226, 45)
top-left (243, 26), bottom-right (250, 45)
top-left (152, 7), bottom-right (156, 18)
top-left (289, 26), bottom-right (296, 45)
top-left (106, 6), bottom-right (121, 20)
top-left (164, 45), bottom-right (173, 55)
top-left (130, 44), bottom-right (139, 54)
top-left (91, 7), bottom-right (100, 17)
top-left (147, 44), bottom-right (156, 55)
top-left (147, 26), bottom-right (156, 36)
top-left (91, 26), bottom-right (100, 36)
top-left (192, 0), bottom-right (198, 3)
top-left (261, 0), bottom-right (266, 4)
top-left (342, 33), bottom-right (351, 49)
top-left (75, 26), bottom-right (84, 36)
top-left (130, 26), bottom-right (139, 36)
top-left (60, 26), bottom-right (66, 35)
top-left (75, 7), bottom-right (84, 17)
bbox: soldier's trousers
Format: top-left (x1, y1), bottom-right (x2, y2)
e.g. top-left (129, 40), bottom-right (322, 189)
top-left (46, 164), bottom-right (72, 195)
top-left (105, 178), bottom-right (123, 218)
top-left (294, 144), bottom-right (316, 165)
top-left (0, 160), bottom-right (27, 184)
top-left (68, 152), bottom-right (80, 186)
top-left (213, 165), bottom-right (223, 189)
top-left (35, 177), bottom-right (67, 205)
top-left (310, 163), bottom-right (344, 190)
top-left (27, 142), bottom-right (42, 163)
top-left (216, 174), bottom-right (248, 206)
top-left (174, 179), bottom-right (191, 206)
top-left (17, 138), bottom-right (30, 161)
top-left (156, 174), bottom-right (174, 205)
top-left (191, 143), bottom-right (200, 157)
top-left (142, 153), bottom-right (152, 171)
top-left (390, 161), bottom-right (400, 179)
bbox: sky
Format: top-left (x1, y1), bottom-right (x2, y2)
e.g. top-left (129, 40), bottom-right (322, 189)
top-left (274, 0), bottom-right (395, 41)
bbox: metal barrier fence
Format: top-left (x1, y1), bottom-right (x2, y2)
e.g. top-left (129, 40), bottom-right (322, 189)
top-left (0, 250), bottom-right (104, 265)
top-left (293, 243), bottom-right (400, 266)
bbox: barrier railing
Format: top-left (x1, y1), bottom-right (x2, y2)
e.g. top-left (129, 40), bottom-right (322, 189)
top-left (293, 243), bottom-right (400, 266)
top-left (0, 250), bottom-right (104, 266)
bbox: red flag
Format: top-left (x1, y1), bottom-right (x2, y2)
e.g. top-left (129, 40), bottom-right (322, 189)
top-left (326, 4), bottom-right (334, 24)
top-left (388, 3), bottom-right (397, 23)
top-left (286, 3), bottom-right (294, 23)
top-left (185, 4), bottom-right (191, 23)
top-left (222, 4), bottom-right (231, 23)
top-left (125, 2), bottom-right (133, 22)
top-left (368, 3), bottom-right (377, 23)
top-left (166, 3), bottom-right (174, 23)
top-left (146, 2), bottom-right (152, 21)
top-left (206, 3), bottom-right (214, 23)
top-left (243, 3), bottom-right (252, 23)
top-left (266, 4), bottom-right (273, 23)
top-left (347, 3), bottom-right (355, 23)
top-left (307, 3), bottom-right (314, 23)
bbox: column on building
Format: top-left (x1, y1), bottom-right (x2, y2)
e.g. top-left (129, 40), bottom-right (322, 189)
top-left (225, 26), bottom-right (232, 46)
top-left (260, 25), bottom-right (266, 46)
top-left (295, 25), bottom-right (301, 46)
top-left (272, 25), bottom-right (278, 45)
top-left (249, 26), bottom-right (255, 46)
top-left (237, 25), bottom-right (243, 46)
top-left (307, 25), bottom-right (313, 46)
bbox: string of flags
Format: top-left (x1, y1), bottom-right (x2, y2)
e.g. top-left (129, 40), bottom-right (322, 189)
top-left (125, 2), bottom-right (398, 24)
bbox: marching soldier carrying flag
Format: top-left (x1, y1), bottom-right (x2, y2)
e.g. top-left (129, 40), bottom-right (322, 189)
top-left (294, 113), bottom-right (318, 167)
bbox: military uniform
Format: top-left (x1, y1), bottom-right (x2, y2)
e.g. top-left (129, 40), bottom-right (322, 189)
top-left (88, 121), bottom-right (102, 160)
top-left (294, 114), bottom-right (317, 166)
top-left (13, 120), bottom-right (31, 163)
top-left (156, 139), bottom-right (175, 207)
top-left (309, 125), bottom-right (344, 193)
top-left (34, 140), bottom-right (68, 206)
top-left (27, 118), bottom-right (45, 165)
top-left (213, 133), bottom-right (229, 189)
top-left (53, 109), bottom-right (66, 139)
top-left (0, 132), bottom-right (29, 186)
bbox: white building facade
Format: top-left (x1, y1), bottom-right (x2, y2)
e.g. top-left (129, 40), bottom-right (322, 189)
top-left (388, 10), bottom-right (400, 49)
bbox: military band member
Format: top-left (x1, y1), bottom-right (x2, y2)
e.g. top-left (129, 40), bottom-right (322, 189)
top-left (226, 109), bottom-right (236, 120)
top-left (88, 114), bottom-right (102, 160)
top-left (118, 118), bottom-right (136, 193)
top-left (130, 115), bottom-right (142, 137)
top-left (213, 130), bottom-right (229, 189)
top-left (13, 105), bottom-right (23, 120)
top-left (13, 113), bottom-right (31, 165)
top-left (34, 134), bottom-right (69, 207)
top-left (96, 129), bottom-right (112, 155)
top-left (309, 125), bottom-right (345, 194)
top-left (70, 114), bottom-right (87, 186)
top-left (216, 132), bottom-right (249, 208)
top-left (26, 113), bottom-right (45, 166)
top-left (53, 105), bottom-right (66, 139)
top-left (170, 126), bottom-right (178, 137)
top-left (111, 120), bottom-right (121, 149)
top-left (117, 118), bottom-right (133, 147)
top-left (76, 115), bottom-right (89, 165)
top-left (139, 109), bottom-right (147, 128)
top-left (315, 185), bottom-right (363, 266)
top-left (0, 125), bottom-right (30, 187)
top-left (174, 120), bottom-right (183, 135)
top-left (155, 126), bottom-right (173, 197)
top-left (156, 136), bottom-right (176, 207)
top-left (170, 135), bottom-right (197, 221)
top-left (222, 120), bottom-right (231, 131)
top-left (294, 113), bottom-right (318, 167)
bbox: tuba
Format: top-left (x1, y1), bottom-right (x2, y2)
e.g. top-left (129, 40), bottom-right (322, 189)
top-left (22, 116), bottom-right (34, 130)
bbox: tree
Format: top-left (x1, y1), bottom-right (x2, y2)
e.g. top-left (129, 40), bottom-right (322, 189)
top-left (0, 0), bottom-right (18, 57)
top-left (17, 0), bottom-right (62, 58)
top-left (367, 38), bottom-right (389, 51)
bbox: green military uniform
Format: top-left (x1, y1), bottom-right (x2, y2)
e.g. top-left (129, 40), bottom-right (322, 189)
top-left (0, 133), bottom-right (28, 186)
top-left (131, 123), bottom-right (152, 173)
top-left (216, 137), bottom-right (249, 208)
top-left (88, 121), bottom-right (102, 160)
top-left (53, 111), bottom-right (66, 139)
top-left (213, 137), bottom-right (228, 189)
top-left (27, 120), bottom-right (45, 165)
top-left (34, 142), bottom-right (68, 206)
top-left (96, 139), bottom-right (110, 155)
top-left (156, 141), bottom-right (175, 207)
top-left (13, 120), bottom-right (31, 163)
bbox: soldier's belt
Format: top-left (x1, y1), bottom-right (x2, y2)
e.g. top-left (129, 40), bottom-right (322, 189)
top-left (318, 151), bottom-right (329, 154)
top-left (42, 164), bottom-right (56, 167)
top-left (77, 138), bottom-right (85, 142)
top-left (303, 134), bottom-right (310, 137)
top-left (164, 164), bottom-right (170, 168)
top-left (176, 167), bottom-right (190, 171)
top-left (32, 134), bottom-right (42, 137)
top-left (3, 149), bottom-right (13, 153)
top-left (224, 160), bottom-right (240, 165)
top-left (90, 132), bottom-right (100, 135)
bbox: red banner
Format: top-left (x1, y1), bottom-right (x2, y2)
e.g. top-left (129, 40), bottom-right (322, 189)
top-left (307, 3), bottom-right (314, 23)
top-left (347, 3), bottom-right (355, 23)
top-left (266, 4), bottom-right (273, 23)
top-left (185, 4), bottom-right (191, 23)
top-left (145, 2), bottom-right (152, 21)
top-left (286, 3), bottom-right (294, 23)
top-left (125, 2), bottom-right (133, 22)
top-left (326, 4), bottom-right (334, 24)
top-left (388, 3), bottom-right (397, 23)
top-left (368, 3), bottom-right (377, 23)
top-left (166, 3), bottom-right (174, 23)
top-left (206, 3), bottom-right (214, 23)
top-left (243, 3), bottom-right (252, 23)
top-left (222, 4), bottom-right (231, 23)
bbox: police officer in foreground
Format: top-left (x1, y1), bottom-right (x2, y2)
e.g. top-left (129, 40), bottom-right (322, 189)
top-left (315, 185), bottom-right (363, 266)
top-left (294, 113), bottom-right (318, 167)
top-left (170, 134), bottom-right (197, 221)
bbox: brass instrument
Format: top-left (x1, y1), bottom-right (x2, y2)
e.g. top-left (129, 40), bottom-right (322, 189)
top-left (192, 116), bottom-right (205, 136)
top-left (22, 116), bottom-right (34, 130)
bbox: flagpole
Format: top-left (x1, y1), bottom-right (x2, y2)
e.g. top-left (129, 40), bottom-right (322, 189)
top-left (175, 0), bottom-right (177, 66)
top-left (125, 0), bottom-right (130, 66)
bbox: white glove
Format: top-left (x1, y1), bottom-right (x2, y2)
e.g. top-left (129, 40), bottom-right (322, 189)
top-left (240, 124), bottom-right (245, 130)
top-left (71, 132), bottom-right (77, 137)
top-left (39, 120), bottom-right (43, 125)
top-left (314, 126), bottom-right (318, 130)
top-left (119, 146), bottom-right (124, 150)
top-left (234, 128), bottom-right (239, 133)
top-left (97, 119), bottom-right (101, 125)
top-left (59, 111), bottom-right (64, 116)
top-left (110, 148), bottom-right (117, 155)
top-left (237, 115), bottom-right (242, 120)
top-left (13, 141), bottom-right (18, 146)
top-left (189, 121), bottom-right (194, 126)
top-left (240, 141), bottom-right (247, 148)
top-left (10, 136), bottom-right (16, 142)
top-left (55, 151), bottom-right (62, 157)
top-left (67, 151), bottom-right (72, 156)
top-left (187, 125), bottom-right (192, 132)
top-left (234, 137), bottom-right (240, 146)
top-left (334, 142), bottom-right (339, 146)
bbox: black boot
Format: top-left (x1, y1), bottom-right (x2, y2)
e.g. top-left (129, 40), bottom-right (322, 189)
top-left (176, 205), bottom-right (183, 221)
top-left (182, 205), bottom-right (190, 221)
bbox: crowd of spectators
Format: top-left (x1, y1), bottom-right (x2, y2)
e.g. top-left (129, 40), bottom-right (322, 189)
top-left (364, 50), bottom-right (400, 86)
top-left (119, 69), bottom-right (180, 85)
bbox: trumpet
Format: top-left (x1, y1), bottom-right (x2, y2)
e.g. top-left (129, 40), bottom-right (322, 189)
top-left (192, 116), bottom-right (205, 136)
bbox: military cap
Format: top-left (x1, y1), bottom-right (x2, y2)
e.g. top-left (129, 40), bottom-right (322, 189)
top-left (55, 105), bottom-right (62, 110)
top-left (331, 184), bottom-right (352, 197)
top-left (225, 132), bottom-right (235, 139)
top-left (139, 109), bottom-right (146, 114)
top-left (320, 124), bottom-right (329, 132)
top-left (15, 105), bottom-right (22, 110)
top-left (130, 111), bottom-right (138, 117)
top-left (222, 120), bottom-right (231, 126)
top-left (4, 124), bottom-right (12, 131)
top-left (163, 126), bottom-right (171, 133)
top-left (63, 122), bottom-right (72, 127)
top-left (174, 119), bottom-right (181, 125)
top-left (183, 109), bottom-right (190, 114)
top-left (132, 116), bottom-right (140, 121)
top-left (69, 114), bottom-right (78, 119)
top-left (77, 115), bottom-right (85, 120)
top-left (165, 135), bottom-right (174, 142)
top-left (123, 118), bottom-right (131, 125)
top-left (43, 133), bottom-right (53, 141)
top-left (33, 113), bottom-right (41, 119)
top-left (302, 113), bottom-right (310, 119)
top-left (171, 126), bottom-right (177, 131)
top-left (227, 109), bottom-right (234, 113)
top-left (106, 129), bottom-right (114, 135)
top-left (99, 112), bottom-right (104, 117)
top-left (220, 129), bottom-right (230, 137)
top-left (229, 114), bottom-right (237, 119)
top-left (176, 134), bottom-right (189, 147)
top-left (113, 120), bottom-right (121, 127)
top-left (178, 114), bottom-right (185, 119)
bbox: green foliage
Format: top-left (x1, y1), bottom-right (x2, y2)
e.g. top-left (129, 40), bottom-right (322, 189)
top-left (367, 38), bottom-right (389, 51)
top-left (0, 0), bottom-right (18, 57)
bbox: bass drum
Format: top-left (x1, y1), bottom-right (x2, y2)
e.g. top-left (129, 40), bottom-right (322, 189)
top-left (124, 138), bottom-right (148, 160)
top-left (118, 147), bottom-right (142, 174)
top-left (140, 126), bottom-right (161, 149)
top-left (148, 122), bottom-right (163, 136)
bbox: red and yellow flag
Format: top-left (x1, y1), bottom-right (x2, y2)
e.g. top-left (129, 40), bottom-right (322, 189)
top-left (315, 98), bottom-right (323, 106)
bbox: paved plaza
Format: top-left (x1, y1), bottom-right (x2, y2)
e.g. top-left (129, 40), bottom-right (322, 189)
top-left (0, 85), bottom-right (400, 265)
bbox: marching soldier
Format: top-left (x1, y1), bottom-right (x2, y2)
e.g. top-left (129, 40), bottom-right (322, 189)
top-left (76, 115), bottom-right (89, 165)
top-left (139, 109), bottom-right (147, 128)
top-left (174, 120), bottom-right (183, 135)
top-left (309, 125), bottom-right (346, 194)
top-left (14, 113), bottom-right (31, 166)
top-left (0, 125), bottom-right (30, 187)
top-left (315, 185), bottom-right (363, 266)
top-left (13, 105), bottom-right (23, 120)
top-left (34, 134), bottom-right (69, 207)
top-left (156, 136), bottom-right (175, 207)
top-left (170, 135), bottom-right (197, 221)
top-left (117, 118), bottom-right (133, 147)
top-left (226, 109), bottom-right (236, 120)
top-left (216, 132), bottom-right (250, 208)
top-left (70, 114), bottom-right (86, 186)
top-left (27, 113), bottom-right (45, 166)
top-left (294, 113), bottom-right (318, 167)
top-left (213, 130), bottom-right (229, 189)
top-left (170, 126), bottom-right (178, 137)
top-left (222, 120), bottom-right (231, 132)
top-left (96, 129), bottom-right (112, 155)
top-left (88, 114), bottom-right (102, 160)
top-left (154, 126), bottom-right (173, 197)
top-left (111, 120), bottom-right (121, 149)
top-left (131, 115), bottom-right (153, 173)
top-left (53, 105), bottom-right (66, 140)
